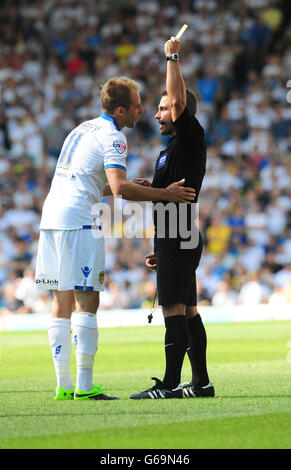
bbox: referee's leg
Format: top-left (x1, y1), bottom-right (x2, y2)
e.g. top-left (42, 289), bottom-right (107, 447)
top-left (161, 302), bottom-right (188, 389)
top-left (185, 305), bottom-right (210, 388)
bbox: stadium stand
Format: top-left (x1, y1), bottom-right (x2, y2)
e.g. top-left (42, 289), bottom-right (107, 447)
top-left (0, 0), bottom-right (290, 315)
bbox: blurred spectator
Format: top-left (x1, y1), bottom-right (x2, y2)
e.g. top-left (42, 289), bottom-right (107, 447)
top-left (260, 3), bottom-right (282, 31)
top-left (42, 114), bottom-right (68, 158)
top-left (196, 279), bottom-right (212, 306)
top-left (238, 272), bottom-right (270, 305)
top-left (14, 267), bottom-right (41, 311)
top-left (198, 71), bottom-right (219, 106)
top-left (206, 216), bottom-right (232, 255)
top-left (268, 286), bottom-right (287, 305)
top-left (212, 281), bottom-right (238, 306)
top-left (272, 263), bottom-right (291, 288)
top-left (283, 281), bottom-right (291, 303)
top-left (12, 238), bottom-right (32, 278)
top-left (140, 280), bottom-right (156, 309)
top-left (31, 292), bottom-right (53, 313)
top-left (115, 35), bottom-right (136, 66)
top-left (0, 280), bottom-right (30, 315)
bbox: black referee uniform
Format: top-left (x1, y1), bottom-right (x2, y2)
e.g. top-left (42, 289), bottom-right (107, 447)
top-left (151, 106), bottom-right (206, 307)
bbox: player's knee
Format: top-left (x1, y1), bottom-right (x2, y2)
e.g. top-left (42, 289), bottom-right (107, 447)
top-left (74, 291), bottom-right (100, 314)
top-left (162, 303), bottom-right (186, 318)
top-left (52, 291), bottom-right (75, 318)
top-left (185, 306), bottom-right (198, 319)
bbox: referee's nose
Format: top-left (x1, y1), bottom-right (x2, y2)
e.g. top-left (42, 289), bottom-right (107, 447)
top-left (154, 109), bottom-right (160, 120)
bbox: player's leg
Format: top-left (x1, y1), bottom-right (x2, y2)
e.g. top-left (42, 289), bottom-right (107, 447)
top-left (35, 229), bottom-right (75, 399)
top-left (70, 225), bottom-right (118, 400)
top-left (52, 289), bottom-right (75, 319)
top-left (72, 290), bottom-right (99, 394)
top-left (72, 290), bottom-right (119, 400)
top-left (48, 290), bottom-right (75, 400)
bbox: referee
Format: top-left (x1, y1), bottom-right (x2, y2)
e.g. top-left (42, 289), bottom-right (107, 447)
top-left (130, 36), bottom-right (214, 399)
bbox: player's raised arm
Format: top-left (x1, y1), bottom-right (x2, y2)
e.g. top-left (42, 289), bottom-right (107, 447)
top-left (165, 36), bottom-right (186, 122)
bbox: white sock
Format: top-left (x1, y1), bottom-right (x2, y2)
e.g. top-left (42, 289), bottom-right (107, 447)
top-left (48, 317), bottom-right (74, 390)
top-left (72, 312), bottom-right (98, 392)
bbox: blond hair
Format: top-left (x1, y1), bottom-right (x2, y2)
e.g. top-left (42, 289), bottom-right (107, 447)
top-left (101, 77), bottom-right (140, 114)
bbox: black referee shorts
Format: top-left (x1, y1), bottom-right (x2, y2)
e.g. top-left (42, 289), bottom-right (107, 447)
top-left (154, 232), bottom-right (203, 307)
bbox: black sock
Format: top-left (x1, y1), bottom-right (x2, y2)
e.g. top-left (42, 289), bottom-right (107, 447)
top-left (186, 314), bottom-right (209, 388)
top-left (162, 315), bottom-right (188, 389)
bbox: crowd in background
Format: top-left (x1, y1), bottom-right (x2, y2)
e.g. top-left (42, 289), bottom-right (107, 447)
top-left (0, 0), bottom-right (291, 315)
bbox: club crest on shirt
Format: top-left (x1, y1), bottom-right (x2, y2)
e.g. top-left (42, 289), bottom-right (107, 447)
top-left (113, 140), bottom-right (127, 154)
top-left (99, 271), bottom-right (105, 285)
top-left (157, 153), bottom-right (167, 169)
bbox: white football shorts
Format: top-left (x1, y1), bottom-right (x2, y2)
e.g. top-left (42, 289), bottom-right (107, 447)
top-left (35, 227), bottom-right (105, 291)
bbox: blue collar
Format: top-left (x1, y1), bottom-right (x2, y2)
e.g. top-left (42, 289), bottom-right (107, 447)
top-left (100, 113), bottom-right (120, 131)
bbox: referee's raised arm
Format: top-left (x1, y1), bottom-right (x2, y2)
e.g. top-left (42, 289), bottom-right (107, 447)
top-left (165, 37), bottom-right (186, 122)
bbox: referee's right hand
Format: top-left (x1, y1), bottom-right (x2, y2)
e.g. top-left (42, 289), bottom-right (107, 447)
top-left (145, 254), bottom-right (157, 271)
top-left (166, 178), bottom-right (196, 204)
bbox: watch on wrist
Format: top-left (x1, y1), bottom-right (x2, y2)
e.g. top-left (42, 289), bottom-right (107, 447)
top-left (166, 53), bottom-right (179, 61)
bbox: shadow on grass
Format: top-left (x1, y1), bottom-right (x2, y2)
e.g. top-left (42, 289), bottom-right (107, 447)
top-left (1, 393), bottom-right (291, 419)
top-left (1, 390), bottom-right (291, 399)
top-left (0, 410), bottom-right (169, 418)
top-left (0, 390), bottom-right (49, 393)
top-left (215, 395), bottom-right (291, 399)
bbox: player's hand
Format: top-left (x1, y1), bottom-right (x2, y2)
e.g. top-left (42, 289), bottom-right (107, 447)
top-left (145, 254), bottom-right (157, 271)
top-left (165, 36), bottom-right (180, 57)
top-left (166, 178), bottom-right (196, 204)
top-left (132, 178), bottom-right (151, 187)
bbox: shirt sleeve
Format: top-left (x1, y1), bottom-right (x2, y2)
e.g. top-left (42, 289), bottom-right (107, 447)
top-left (102, 131), bottom-right (127, 172)
top-left (173, 106), bottom-right (204, 145)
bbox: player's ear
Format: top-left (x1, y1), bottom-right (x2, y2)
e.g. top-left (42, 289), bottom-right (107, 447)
top-left (117, 106), bottom-right (126, 115)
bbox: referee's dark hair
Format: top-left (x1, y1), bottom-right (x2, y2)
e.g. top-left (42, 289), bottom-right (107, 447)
top-left (161, 88), bottom-right (197, 115)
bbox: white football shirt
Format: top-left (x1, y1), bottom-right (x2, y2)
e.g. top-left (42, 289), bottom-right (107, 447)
top-left (40, 113), bottom-right (127, 229)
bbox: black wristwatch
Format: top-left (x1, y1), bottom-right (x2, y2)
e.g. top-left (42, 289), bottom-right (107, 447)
top-left (166, 53), bottom-right (179, 61)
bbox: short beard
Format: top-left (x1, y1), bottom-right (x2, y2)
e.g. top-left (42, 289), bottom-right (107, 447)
top-left (160, 122), bottom-right (175, 136)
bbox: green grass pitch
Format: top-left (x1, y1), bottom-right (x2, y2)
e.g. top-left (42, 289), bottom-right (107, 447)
top-left (0, 321), bottom-right (290, 449)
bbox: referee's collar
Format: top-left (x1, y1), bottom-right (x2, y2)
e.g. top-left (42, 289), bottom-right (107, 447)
top-left (169, 135), bottom-right (176, 145)
top-left (100, 113), bottom-right (120, 131)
